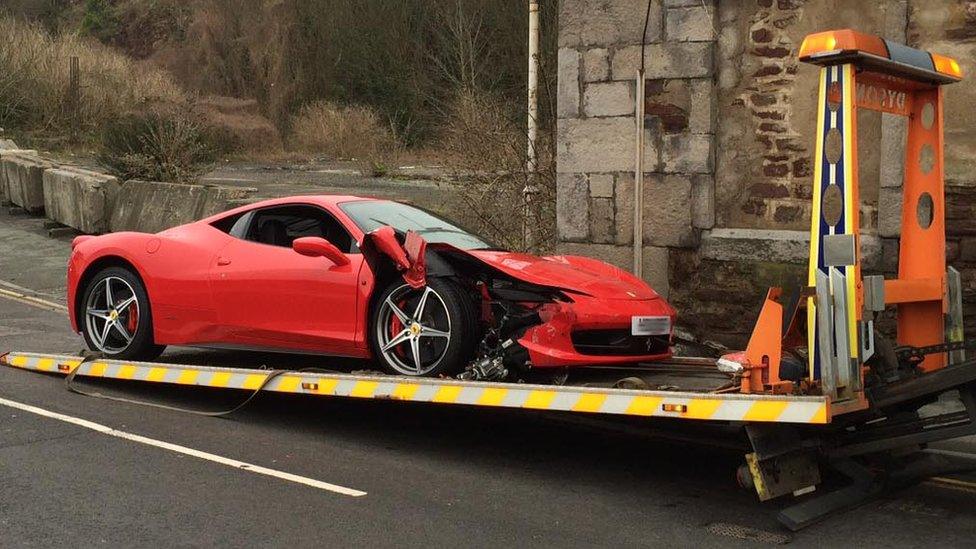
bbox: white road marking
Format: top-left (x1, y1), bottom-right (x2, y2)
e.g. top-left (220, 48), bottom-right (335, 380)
top-left (0, 396), bottom-right (367, 497)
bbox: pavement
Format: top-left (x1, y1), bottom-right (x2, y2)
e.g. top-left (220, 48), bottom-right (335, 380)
top-left (2, 209), bottom-right (976, 547)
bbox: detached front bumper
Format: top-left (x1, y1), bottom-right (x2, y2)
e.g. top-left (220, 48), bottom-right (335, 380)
top-left (518, 295), bottom-right (676, 368)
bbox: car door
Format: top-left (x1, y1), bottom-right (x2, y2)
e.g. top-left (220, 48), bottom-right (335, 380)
top-left (209, 203), bottom-right (363, 354)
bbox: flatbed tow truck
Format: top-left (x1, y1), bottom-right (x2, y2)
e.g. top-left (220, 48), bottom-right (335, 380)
top-left (3, 30), bottom-right (975, 530)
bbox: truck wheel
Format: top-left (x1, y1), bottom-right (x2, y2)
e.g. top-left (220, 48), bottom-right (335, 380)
top-left (370, 278), bottom-right (478, 377)
top-left (80, 266), bottom-right (165, 361)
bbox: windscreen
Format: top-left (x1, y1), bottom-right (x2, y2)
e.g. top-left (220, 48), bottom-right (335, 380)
top-left (339, 200), bottom-right (494, 251)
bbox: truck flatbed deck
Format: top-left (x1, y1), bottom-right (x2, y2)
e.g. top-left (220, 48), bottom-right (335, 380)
top-left (1, 351), bottom-right (829, 424)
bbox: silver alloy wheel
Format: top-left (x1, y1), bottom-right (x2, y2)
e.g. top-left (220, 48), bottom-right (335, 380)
top-left (84, 276), bottom-right (140, 354)
top-left (376, 284), bottom-right (452, 375)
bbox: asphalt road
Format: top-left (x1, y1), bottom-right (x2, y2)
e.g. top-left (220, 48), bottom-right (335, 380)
top-left (2, 210), bottom-right (976, 546)
top-left (4, 287), bottom-right (976, 547)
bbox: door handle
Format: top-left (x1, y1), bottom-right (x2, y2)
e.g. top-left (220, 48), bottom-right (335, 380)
top-left (217, 257), bottom-right (232, 266)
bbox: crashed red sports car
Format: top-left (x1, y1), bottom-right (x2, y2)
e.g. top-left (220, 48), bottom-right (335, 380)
top-left (67, 196), bottom-right (676, 379)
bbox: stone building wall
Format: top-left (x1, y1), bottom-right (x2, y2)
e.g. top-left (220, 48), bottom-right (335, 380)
top-left (557, 0), bottom-right (718, 300)
top-left (556, 0), bottom-right (976, 346)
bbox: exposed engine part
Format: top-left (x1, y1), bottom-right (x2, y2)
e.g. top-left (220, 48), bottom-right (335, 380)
top-left (458, 355), bottom-right (508, 381)
top-left (459, 290), bottom-right (545, 382)
top-left (459, 334), bottom-right (530, 381)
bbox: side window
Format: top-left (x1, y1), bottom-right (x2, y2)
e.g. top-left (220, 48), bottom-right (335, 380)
top-left (211, 211), bottom-right (250, 237)
top-left (229, 212), bottom-right (252, 238)
top-left (244, 205), bottom-right (357, 253)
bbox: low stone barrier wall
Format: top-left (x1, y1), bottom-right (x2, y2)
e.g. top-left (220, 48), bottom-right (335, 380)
top-left (2, 153), bottom-right (54, 213)
top-left (42, 167), bottom-right (120, 234)
top-left (0, 149), bottom-right (17, 202)
top-left (109, 180), bottom-right (255, 234)
top-left (3, 144), bottom-right (257, 235)
top-left (0, 147), bottom-right (258, 235)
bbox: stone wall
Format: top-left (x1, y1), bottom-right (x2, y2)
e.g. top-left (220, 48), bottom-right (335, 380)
top-left (913, 0), bottom-right (976, 331)
top-left (715, 0), bottom-right (895, 231)
top-left (557, 0), bottom-right (718, 299)
top-left (557, 0), bottom-right (976, 346)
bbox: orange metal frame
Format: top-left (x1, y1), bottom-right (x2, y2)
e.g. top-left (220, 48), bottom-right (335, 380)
top-left (896, 85), bottom-right (948, 372)
top-left (737, 30), bottom-right (961, 402)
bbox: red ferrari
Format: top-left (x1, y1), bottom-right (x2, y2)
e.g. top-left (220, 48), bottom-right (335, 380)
top-left (67, 196), bottom-right (676, 379)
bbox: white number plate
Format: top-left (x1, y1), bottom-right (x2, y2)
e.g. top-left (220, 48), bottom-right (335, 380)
top-left (631, 316), bottom-right (671, 336)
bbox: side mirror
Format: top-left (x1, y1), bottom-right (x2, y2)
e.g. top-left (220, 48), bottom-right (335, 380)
top-left (292, 237), bottom-right (350, 267)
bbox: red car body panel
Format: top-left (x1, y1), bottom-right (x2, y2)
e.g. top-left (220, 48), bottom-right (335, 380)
top-left (67, 195), bottom-right (676, 368)
top-left (460, 250), bottom-right (660, 300)
top-left (520, 297), bottom-right (673, 367)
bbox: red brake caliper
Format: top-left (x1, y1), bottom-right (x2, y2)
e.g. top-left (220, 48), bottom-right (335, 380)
top-left (126, 304), bottom-right (139, 333)
top-left (389, 299), bottom-right (408, 357)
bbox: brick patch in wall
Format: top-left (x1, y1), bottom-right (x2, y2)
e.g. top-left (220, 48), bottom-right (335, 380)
top-left (734, 0), bottom-right (811, 227)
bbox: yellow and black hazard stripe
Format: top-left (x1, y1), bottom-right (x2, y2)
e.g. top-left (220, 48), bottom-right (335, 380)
top-left (1, 352), bottom-right (829, 424)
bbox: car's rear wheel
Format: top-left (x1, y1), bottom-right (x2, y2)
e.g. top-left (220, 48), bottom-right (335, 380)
top-left (370, 279), bottom-right (478, 377)
top-left (81, 266), bottom-right (165, 361)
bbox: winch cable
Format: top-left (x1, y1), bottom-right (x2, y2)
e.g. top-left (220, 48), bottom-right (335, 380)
top-left (63, 352), bottom-right (342, 419)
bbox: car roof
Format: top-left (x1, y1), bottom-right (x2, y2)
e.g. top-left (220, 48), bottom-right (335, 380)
top-left (253, 194), bottom-right (378, 208)
top-left (199, 194), bottom-right (382, 224)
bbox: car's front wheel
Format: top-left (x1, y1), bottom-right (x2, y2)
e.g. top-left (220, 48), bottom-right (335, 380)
top-left (370, 279), bottom-right (478, 377)
top-left (80, 266), bottom-right (165, 361)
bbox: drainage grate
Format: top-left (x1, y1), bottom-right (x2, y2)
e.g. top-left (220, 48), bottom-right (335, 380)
top-left (706, 522), bottom-right (791, 545)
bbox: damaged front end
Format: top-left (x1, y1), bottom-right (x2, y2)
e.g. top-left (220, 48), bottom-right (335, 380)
top-left (365, 225), bottom-right (428, 288)
top-left (362, 225), bottom-right (568, 381)
top-left (361, 225), bottom-right (673, 382)
top-left (458, 278), bottom-right (570, 381)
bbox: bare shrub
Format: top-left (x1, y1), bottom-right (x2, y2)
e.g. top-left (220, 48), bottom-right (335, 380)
top-left (290, 100), bottom-right (401, 176)
top-left (96, 106), bottom-right (217, 183)
top-left (441, 90), bottom-right (556, 253)
top-left (0, 16), bottom-right (185, 138)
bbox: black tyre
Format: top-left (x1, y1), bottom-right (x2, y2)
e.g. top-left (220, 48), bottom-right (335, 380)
top-left (80, 266), bottom-right (165, 361)
top-left (370, 278), bottom-right (479, 376)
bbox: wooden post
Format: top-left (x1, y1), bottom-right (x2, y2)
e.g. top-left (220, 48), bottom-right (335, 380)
top-left (68, 56), bottom-right (80, 143)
